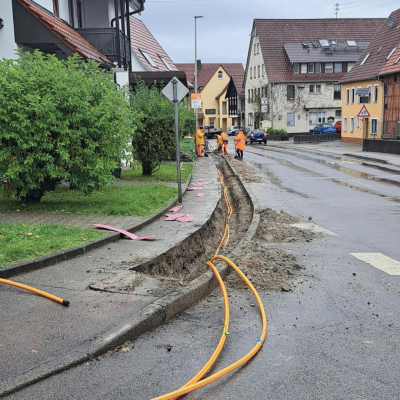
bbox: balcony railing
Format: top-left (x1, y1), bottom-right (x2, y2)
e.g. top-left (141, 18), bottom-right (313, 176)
top-left (76, 28), bottom-right (130, 69)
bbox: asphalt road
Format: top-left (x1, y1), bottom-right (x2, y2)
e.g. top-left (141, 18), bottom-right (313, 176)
top-left (9, 142), bottom-right (400, 400)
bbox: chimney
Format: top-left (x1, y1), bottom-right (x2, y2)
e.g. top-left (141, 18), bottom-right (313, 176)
top-left (197, 60), bottom-right (202, 71)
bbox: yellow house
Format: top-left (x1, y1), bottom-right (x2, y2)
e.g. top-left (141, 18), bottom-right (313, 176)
top-left (340, 80), bottom-right (383, 143)
top-left (176, 62), bottom-right (245, 131)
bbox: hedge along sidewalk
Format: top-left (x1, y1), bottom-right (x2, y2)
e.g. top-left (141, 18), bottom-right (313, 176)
top-left (0, 169), bottom-right (194, 278)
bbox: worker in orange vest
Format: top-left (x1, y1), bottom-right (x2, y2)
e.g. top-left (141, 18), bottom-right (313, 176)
top-left (220, 131), bottom-right (229, 154)
top-left (216, 134), bottom-right (223, 154)
top-left (195, 127), bottom-right (205, 157)
top-left (234, 130), bottom-right (246, 159)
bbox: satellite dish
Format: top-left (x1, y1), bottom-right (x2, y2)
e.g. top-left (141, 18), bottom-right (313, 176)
top-left (387, 16), bottom-right (394, 27)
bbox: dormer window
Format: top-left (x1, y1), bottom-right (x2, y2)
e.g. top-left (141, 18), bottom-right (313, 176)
top-left (159, 56), bottom-right (172, 71)
top-left (140, 49), bottom-right (158, 68)
top-left (218, 71), bottom-right (223, 79)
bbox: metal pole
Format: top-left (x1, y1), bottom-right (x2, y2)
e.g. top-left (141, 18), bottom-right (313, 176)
top-left (194, 16), bottom-right (203, 133)
top-left (172, 78), bottom-right (182, 203)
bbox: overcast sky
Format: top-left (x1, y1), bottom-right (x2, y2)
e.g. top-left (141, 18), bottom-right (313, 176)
top-left (135, 0), bottom-right (400, 66)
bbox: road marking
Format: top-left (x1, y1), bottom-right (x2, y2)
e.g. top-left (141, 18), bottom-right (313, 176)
top-left (351, 253), bottom-right (400, 275)
top-left (291, 223), bottom-right (337, 236)
top-left (347, 178), bottom-right (373, 188)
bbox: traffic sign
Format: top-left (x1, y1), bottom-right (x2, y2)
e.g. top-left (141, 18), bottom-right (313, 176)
top-left (162, 77), bottom-right (188, 103)
top-left (357, 105), bottom-right (370, 118)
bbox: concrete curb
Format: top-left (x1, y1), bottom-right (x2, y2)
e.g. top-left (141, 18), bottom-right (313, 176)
top-left (0, 158), bottom-right (261, 397)
top-left (0, 174), bottom-right (193, 280)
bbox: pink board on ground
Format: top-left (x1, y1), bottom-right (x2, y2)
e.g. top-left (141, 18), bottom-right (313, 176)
top-left (187, 187), bottom-right (205, 191)
top-left (196, 193), bottom-right (205, 197)
top-left (92, 224), bottom-right (156, 240)
top-left (169, 205), bottom-right (184, 212)
top-left (165, 213), bottom-right (185, 221)
top-left (176, 214), bottom-right (196, 222)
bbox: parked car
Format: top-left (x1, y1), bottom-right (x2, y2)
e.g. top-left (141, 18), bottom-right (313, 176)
top-left (245, 129), bottom-right (267, 145)
top-left (312, 123), bottom-right (337, 134)
top-left (227, 125), bottom-right (245, 136)
top-left (199, 125), bottom-right (222, 139)
top-left (334, 121), bottom-right (341, 133)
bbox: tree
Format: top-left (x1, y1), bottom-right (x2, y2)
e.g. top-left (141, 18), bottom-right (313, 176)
top-left (0, 51), bottom-right (132, 203)
top-left (130, 78), bottom-right (195, 175)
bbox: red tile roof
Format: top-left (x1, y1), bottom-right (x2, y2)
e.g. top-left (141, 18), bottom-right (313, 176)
top-left (16, 0), bottom-right (111, 64)
top-left (175, 63), bottom-right (244, 90)
top-left (130, 17), bottom-right (178, 72)
top-left (253, 18), bottom-right (384, 83)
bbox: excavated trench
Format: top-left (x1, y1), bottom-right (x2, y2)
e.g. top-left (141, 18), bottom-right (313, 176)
top-left (133, 158), bottom-right (253, 294)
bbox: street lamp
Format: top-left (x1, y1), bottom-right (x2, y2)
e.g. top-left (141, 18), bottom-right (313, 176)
top-left (194, 16), bottom-right (203, 133)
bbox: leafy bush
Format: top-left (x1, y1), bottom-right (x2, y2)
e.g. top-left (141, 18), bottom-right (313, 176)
top-left (267, 128), bottom-right (288, 135)
top-left (0, 51), bottom-right (132, 203)
top-left (130, 78), bottom-right (195, 175)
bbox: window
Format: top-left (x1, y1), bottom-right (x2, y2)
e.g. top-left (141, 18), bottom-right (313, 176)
top-left (140, 50), bottom-right (158, 68)
top-left (293, 63), bottom-right (299, 73)
top-left (248, 113), bottom-right (253, 125)
top-left (248, 89), bottom-right (250, 101)
top-left (287, 113), bottom-right (295, 126)
top-left (250, 68), bottom-right (252, 79)
top-left (318, 112), bottom-right (326, 123)
top-left (371, 118), bottom-right (378, 134)
top-left (308, 63), bottom-right (314, 73)
top-left (159, 56), bottom-right (172, 71)
top-left (334, 84), bottom-right (341, 100)
top-left (315, 63), bottom-right (321, 73)
top-left (254, 67), bottom-right (256, 78)
top-left (346, 88), bottom-right (350, 104)
top-left (258, 65), bottom-right (260, 78)
top-left (218, 71), bottom-right (223, 79)
top-left (348, 62), bottom-right (355, 71)
top-left (316, 84), bottom-right (321, 93)
top-left (335, 110), bottom-right (341, 117)
top-left (373, 84), bottom-right (379, 103)
top-left (301, 64), bottom-right (307, 73)
top-left (343, 117), bottom-right (347, 132)
top-left (254, 44), bottom-right (257, 55)
top-left (309, 85), bottom-right (314, 93)
top-left (351, 88), bottom-right (355, 104)
top-left (209, 118), bottom-right (215, 127)
top-left (325, 63), bottom-right (333, 73)
top-left (222, 102), bottom-right (227, 115)
top-left (334, 63), bottom-right (342, 73)
top-left (360, 53), bottom-right (370, 66)
top-left (77, 0), bottom-right (83, 28)
top-left (68, 0), bottom-right (74, 27)
top-left (357, 117), bottom-right (360, 127)
top-left (287, 85), bottom-right (295, 100)
top-left (53, 0), bottom-right (59, 17)
top-left (262, 64), bottom-right (265, 76)
top-left (257, 43), bottom-right (260, 54)
top-left (358, 86), bottom-right (371, 104)
top-left (251, 89), bottom-right (254, 102)
top-left (309, 112), bottom-right (318, 125)
top-left (387, 47), bottom-right (397, 60)
top-left (350, 117), bottom-right (354, 132)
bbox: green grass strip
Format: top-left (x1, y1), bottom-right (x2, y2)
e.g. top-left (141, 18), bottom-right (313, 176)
top-left (121, 162), bottom-right (194, 182)
top-left (0, 222), bottom-right (108, 268)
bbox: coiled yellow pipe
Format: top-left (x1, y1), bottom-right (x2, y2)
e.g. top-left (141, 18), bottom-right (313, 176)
top-left (150, 166), bottom-right (266, 400)
top-left (0, 278), bottom-right (70, 306)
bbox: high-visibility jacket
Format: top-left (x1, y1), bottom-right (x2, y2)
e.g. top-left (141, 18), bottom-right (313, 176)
top-left (234, 131), bottom-right (246, 151)
top-left (220, 132), bottom-right (228, 142)
top-left (216, 135), bottom-right (223, 146)
top-left (195, 129), bottom-right (205, 145)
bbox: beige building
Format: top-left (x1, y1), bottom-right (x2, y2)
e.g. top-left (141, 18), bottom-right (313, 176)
top-left (176, 62), bottom-right (244, 131)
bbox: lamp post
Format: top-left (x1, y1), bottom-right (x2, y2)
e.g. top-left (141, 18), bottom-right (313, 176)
top-left (194, 16), bottom-right (203, 133)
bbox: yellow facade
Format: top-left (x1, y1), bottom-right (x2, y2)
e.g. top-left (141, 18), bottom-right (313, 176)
top-left (199, 66), bottom-right (231, 131)
top-left (341, 79), bottom-right (384, 143)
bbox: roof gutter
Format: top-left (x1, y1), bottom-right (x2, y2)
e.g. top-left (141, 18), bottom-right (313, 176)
top-left (111, 0), bottom-right (145, 27)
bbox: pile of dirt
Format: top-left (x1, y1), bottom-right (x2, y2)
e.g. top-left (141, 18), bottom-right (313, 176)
top-left (228, 156), bottom-right (262, 183)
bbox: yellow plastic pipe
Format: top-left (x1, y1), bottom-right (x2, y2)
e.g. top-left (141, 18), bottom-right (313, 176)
top-left (0, 278), bottom-right (70, 306)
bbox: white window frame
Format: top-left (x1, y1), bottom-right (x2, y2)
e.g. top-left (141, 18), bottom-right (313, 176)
top-left (325, 63), bottom-right (333, 73)
top-left (315, 63), bottom-right (321, 73)
top-left (293, 63), bottom-right (299, 73)
top-left (334, 63), bottom-right (342, 73)
top-left (351, 87), bottom-right (355, 104)
top-left (357, 117), bottom-right (360, 127)
top-left (360, 53), bottom-right (370, 66)
top-left (287, 112), bottom-right (295, 126)
top-left (254, 44), bottom-right (257, 55)
top-left (316, 84), bottom-right (321, 93)
top-left (348, 62), bottom-right (355, 71)
top-left (350, 117), bottom-right (354, 133)
top-left (258, 65), bottom-right (260, 78)
top-left (373, 84), bottom-right (379, 103)
top-left (248, 113), bottom-right (253, 125)
top-left (159, 56), bottom-right (172, 71)
top-left (318, 112), bottom-right (326, 123)
top-left (257, 43), bottom-right (260, 54)
top-left (140, 49), bottom-right (158, 68)
top-left (262, 64), bottom-right (265, 76)
top-left (250, 68), bottom-right (252, 79)
top-left (218, 71), bottom-right (223, 79)
top-left (343, 117), bottom-right (347, 132)
top-left (301, 63), bottom-right (307, 73)
top-left (308, 63), bottom-right (314, 73)
top-left (370, 118), bottom-right (378, 134)
top-left (346, 88), bottom-right (350, 104)
top-left (309, 84), bottom-right (314, 93)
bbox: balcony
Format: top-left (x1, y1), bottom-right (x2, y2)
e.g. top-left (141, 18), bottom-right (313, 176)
top-left (76, 28), bottom-right (130, 69)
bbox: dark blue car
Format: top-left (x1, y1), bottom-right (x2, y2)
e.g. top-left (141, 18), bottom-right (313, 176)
top-left (312, 123), bottom-right (337, 134)
top-left (246, 129), bottom-right (267, 145)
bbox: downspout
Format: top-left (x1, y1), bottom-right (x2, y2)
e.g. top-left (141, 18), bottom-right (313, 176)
top-left (111, 1), bottom-right (145, 27)
top-left (375, 74), bottom-right (385, 137)
top-left (269, 82), bottom-right (274, 129)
